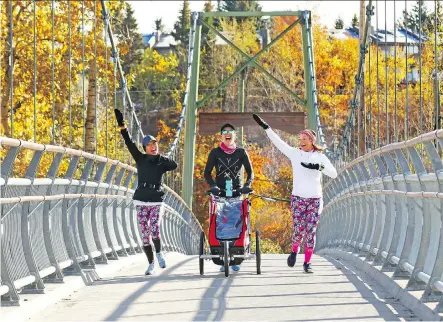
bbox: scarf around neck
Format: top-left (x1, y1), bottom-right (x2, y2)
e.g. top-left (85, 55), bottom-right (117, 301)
top-left (220, 142), bottom-right (237, 154)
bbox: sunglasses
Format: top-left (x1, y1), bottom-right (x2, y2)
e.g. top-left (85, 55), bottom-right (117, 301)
top-left (221, 130), bottom-right (234, 134)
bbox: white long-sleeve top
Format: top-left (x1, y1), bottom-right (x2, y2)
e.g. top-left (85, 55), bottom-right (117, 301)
top-left (265, 128), bottom-right (337, 198)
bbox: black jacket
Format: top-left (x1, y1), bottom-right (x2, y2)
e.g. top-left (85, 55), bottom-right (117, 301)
top-left (204, 147), bottom-right (253, 191)
top-left (121, 129), bottom-right (177, 202)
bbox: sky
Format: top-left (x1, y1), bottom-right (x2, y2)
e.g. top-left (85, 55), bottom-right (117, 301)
top-left (128, 1), bottom-right (437, 35)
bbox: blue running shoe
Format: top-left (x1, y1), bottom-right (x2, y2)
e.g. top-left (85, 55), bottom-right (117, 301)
top-left (220, 265), bottom-right (225, 272)
top-left (156, 252), bottom-right (166, 268)
top-left (232, 265), bottom-right (240, 271)
top-left (145, 262), bottom-right (155, 275)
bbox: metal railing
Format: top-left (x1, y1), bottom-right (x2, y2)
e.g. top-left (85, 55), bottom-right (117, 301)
top-left (316, 129), bottom-right (443, 315)
top-left (0, 136), bottom-right (202, 306)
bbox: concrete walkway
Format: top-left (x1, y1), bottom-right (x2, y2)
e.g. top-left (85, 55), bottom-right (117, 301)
top-left (17, 254), bottom-right (419, 321)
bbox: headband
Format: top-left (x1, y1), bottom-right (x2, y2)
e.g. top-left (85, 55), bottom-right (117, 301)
top-left (299, 130), bottom-right (317, 143)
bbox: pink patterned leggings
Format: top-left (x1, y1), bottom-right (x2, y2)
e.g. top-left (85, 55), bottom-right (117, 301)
top-left (136, 205), bottom-right (162, 246)
top-left (290, 195), bottom-right (323, 249)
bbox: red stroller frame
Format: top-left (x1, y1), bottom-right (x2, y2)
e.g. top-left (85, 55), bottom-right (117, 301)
top-left (199, 193), bottom-right (261, 277)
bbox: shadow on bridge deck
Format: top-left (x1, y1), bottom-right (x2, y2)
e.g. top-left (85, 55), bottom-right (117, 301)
top-left (5, 254), bottom-right (418, 321)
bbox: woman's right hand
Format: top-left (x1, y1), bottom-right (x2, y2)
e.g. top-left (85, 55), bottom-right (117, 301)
top-left (253, 114), bottom-right (269, 130)
top-left (114, 109), bottom-right (125, 127)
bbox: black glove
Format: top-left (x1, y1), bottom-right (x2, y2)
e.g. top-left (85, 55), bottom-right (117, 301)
top-left (301, 162), bottom-right (322, 171)
top-left (252, 113), bottom-right (269, 130)
top-left (241, 186), bottom-right (253, 194)
top-left (114, 108), bottom-right (125, 127)
top-left (210, 185), bottom-right (221, 195)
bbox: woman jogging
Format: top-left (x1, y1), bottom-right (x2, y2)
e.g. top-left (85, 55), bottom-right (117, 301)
top-left (204, 123), bottom-right (254, 272)
top-left (115, 109), bottom-right (177, 275)
top-left (253, 114), bottom-right (337, 273)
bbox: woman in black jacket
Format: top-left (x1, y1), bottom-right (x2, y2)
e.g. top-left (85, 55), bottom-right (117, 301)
top-left (115, 109), bottom-right (177, 275)
top-left (204, 123), bottom-right (254, 272)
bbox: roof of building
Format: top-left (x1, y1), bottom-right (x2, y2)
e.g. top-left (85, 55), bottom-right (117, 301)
top-left (328, 25), bottom-right (428, 45)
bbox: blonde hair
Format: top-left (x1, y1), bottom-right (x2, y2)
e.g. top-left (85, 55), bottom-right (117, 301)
top-left (301, 129), bottom-right (325, 152)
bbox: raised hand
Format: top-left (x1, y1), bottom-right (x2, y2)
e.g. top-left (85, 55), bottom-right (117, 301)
top-left (252, 113), bottom-right (269, 130)
top-left (114, 109), bottom-right (125, 127)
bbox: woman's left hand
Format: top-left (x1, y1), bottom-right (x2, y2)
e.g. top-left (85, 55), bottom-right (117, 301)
top-left (301, 162), bottom-right (323, 171)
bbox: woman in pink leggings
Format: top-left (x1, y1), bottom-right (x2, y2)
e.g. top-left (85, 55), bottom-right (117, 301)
top-left (253, 114), bottom-right (337, 273)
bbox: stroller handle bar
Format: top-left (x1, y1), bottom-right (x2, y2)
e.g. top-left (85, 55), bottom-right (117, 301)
top-left (206, 189), bottom-right (290, 203)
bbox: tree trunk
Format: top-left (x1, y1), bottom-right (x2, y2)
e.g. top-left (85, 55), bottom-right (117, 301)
top-left (85, 59), bottom-right (97, 154)
top-left (1, 0), bottom-right (12, 137)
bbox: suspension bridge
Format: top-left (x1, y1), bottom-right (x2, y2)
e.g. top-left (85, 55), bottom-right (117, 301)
top-left (1, 0), bottom-right (442, 321)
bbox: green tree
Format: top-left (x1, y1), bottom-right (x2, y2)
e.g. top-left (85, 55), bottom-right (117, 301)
top-left (113, 3), bottom-right (144, 76)
top-left (351, 13), bottom-right (358, 28)
top-left (172, 0), bottom-right (191, 45)
top-left (202, 0), bottom-right (215, 43)
top-left (221, 0), bottom-right (262, 12)
top-left (400, 1), bottom-right (432, 33)
top-left (154, 17), bottom-right (164, 33)
top-left (221, 0), bottom-right (262, 24)
top-left (335, 17), bottom-right (344, 29)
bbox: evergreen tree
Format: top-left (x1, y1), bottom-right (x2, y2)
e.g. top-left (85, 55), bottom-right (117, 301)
top-left (172, 0), bottom-right (191, 45)
top-left (221, 0), bottom-right (262, 24)
top-left (400, 0), bottom-right (432, 33)
top-left (113, 3), bottom-right (144, 76)
top-left (222, 0), bottom-right (262, 12)
top-left (202, 0), bottom-right (215, 44)
top-left (335, 17), bottom-right (344, 29)
top-left (351, 13), bottom-right (358, 28)
top-left (154, 18), bottom-right (164, 33)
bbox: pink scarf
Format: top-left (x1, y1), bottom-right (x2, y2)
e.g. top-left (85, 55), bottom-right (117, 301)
top-left (220, 142), bottom-right (237, 154)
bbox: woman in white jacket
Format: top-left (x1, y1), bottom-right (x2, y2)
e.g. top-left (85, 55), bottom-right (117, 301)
top-left (253, 114), bottom-right (337, 273)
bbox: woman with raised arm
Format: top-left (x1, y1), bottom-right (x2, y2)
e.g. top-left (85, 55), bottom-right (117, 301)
top-left (115, 109), bottom-right (177, 275)
top-left (253, 114), bottom-right (337, 273)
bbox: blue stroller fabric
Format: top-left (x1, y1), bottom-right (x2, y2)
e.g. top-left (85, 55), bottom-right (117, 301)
top-left (215, 198), bottom-right (243, 240)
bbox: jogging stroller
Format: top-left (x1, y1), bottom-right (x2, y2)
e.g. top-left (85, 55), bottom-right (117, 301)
top-left (199, 190), bottom-right (261, 277)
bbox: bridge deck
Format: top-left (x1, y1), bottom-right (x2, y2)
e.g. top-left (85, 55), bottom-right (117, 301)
top-left (8, 254), bottom-right (418, 321)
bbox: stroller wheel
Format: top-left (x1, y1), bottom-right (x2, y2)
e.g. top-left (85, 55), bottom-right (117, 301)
top-left (224, 241), bottom-right (229, 277)
top-left (256, 231), bottom-right (261, 275)
top-left (199, 232), bottom-right (205, 275)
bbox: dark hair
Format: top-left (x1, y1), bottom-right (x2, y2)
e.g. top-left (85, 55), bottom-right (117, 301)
top-left (220, 123), bottom-right (235, 132)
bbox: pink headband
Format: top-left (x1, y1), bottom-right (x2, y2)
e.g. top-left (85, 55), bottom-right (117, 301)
top-left (299, 130), bottom-right (317, 143)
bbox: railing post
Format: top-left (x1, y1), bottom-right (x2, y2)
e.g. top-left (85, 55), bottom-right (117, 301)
top-left (42, 151), bottom-right (65, 282)
top-left (20, 150), bottom-right (45, 294)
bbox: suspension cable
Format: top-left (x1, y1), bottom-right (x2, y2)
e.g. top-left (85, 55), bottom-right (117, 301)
top-left (33, 0), bottom-right (37, 142)
top-left (336, 0), bottom-right (374, 161)
top-left (166, 12), bottom-right (198, 158)
top-left (384, 0), bottom-right (388, 145)
top-left (405, 0), bottom-right (409, 141)
top-left (82, 0), bottom-right (86, 149)
top-left (368, 35), bottom-right (372, 151)
top-left (51, 0), bottom-right (55, 144)
top-left (434, 0), bottom-right (439, 134)
top-left (419, 0), bottom-right (423, 137)
top-left (9, 1), bottom-right (14, 137)
top-left (376, 0), bottom-right (380, 148)
top-left (103, 3), bottom-right (109, 158)
top-left (394, 0), bottom-right (398, 142)
top-left (68, 0), bottom-right (72, 147)
top-left (94, 0), bottom-right (98, 153)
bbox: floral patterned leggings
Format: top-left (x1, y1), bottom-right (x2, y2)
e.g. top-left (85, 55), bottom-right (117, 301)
top-left (136, 205), bottom-right (162, 246)
top-left (290, 195), bottom-right (323, 249)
